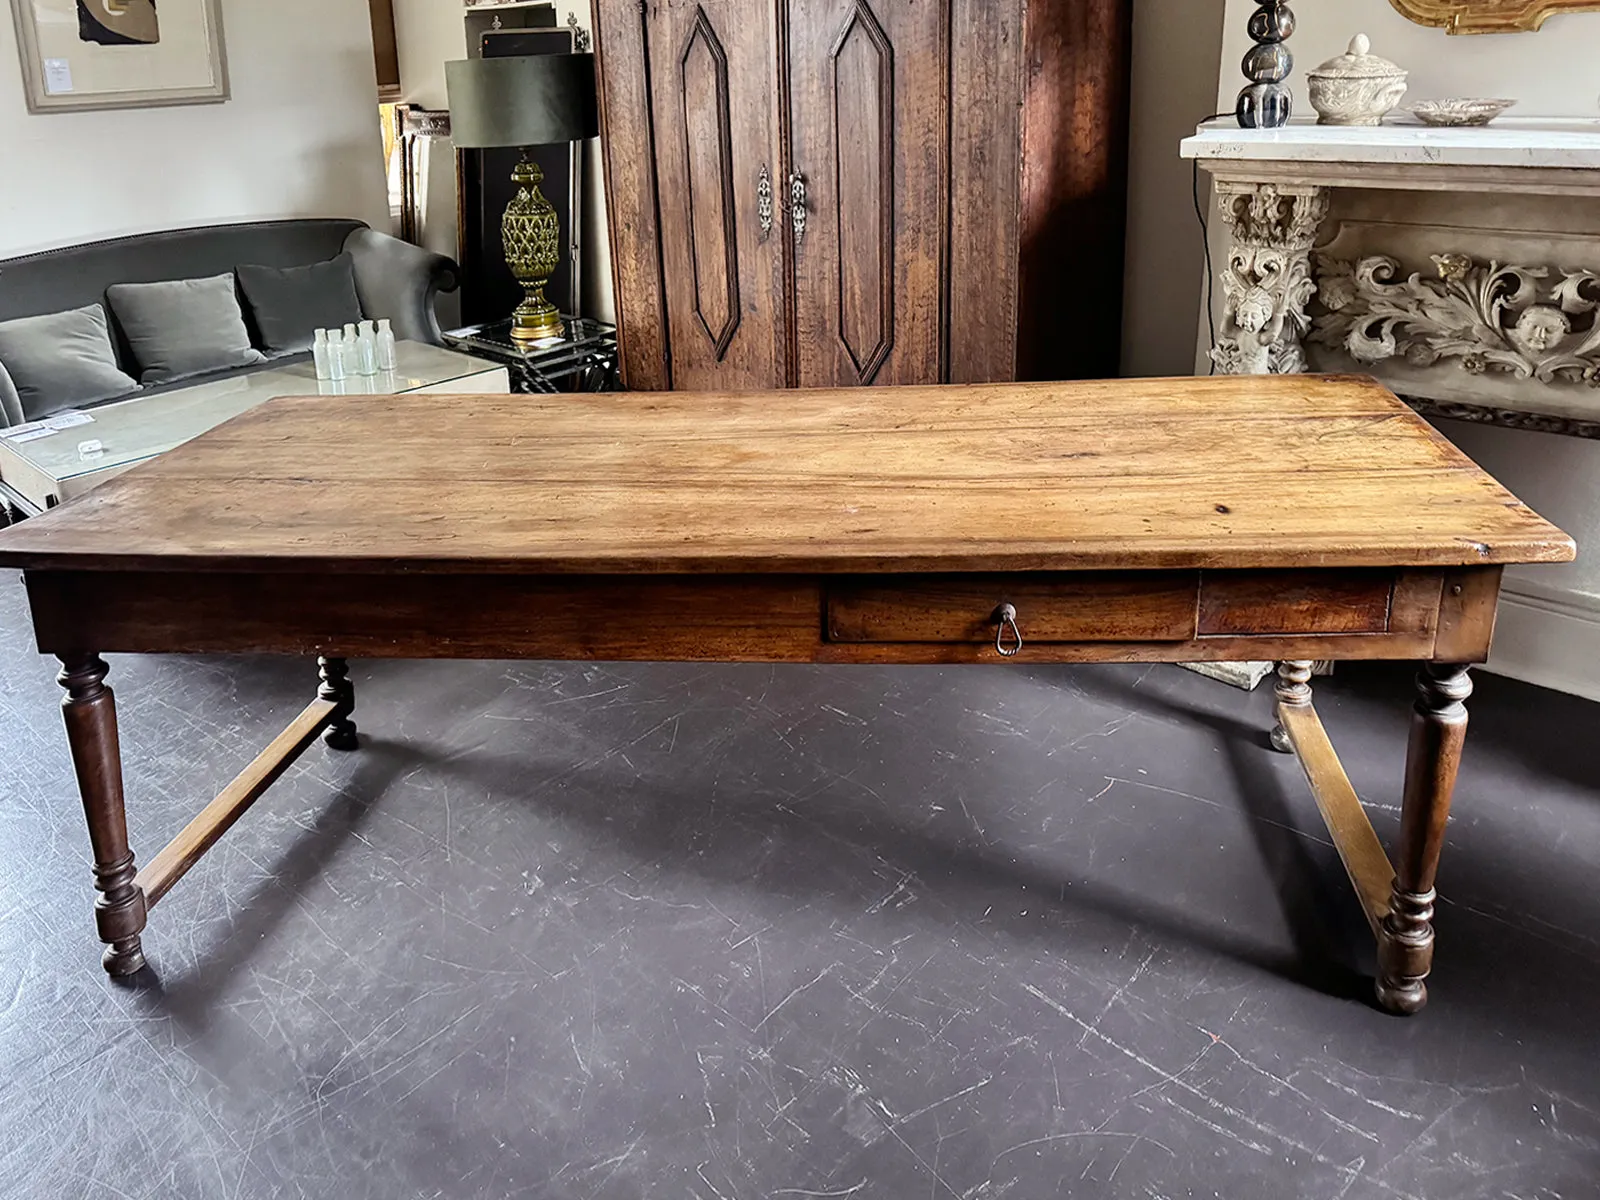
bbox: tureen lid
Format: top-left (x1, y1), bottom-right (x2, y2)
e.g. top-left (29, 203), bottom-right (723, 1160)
top-left (1308, 34), bottom-right (1407, 82)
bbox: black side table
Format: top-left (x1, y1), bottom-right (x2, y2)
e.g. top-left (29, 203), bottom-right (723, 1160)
top-left (442, 317), bottom-right (621, 394)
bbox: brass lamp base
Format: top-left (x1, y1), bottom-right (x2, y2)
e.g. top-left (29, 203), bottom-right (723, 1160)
top-left (503, 153), bottom-right (565, 344)
top-left (511, 303), bottom-right (564, 344)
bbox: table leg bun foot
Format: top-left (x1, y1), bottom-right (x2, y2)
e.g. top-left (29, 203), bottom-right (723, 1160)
top-left (1375, 887), bottom-right (1435, 1016)
top-left (323, 721), bottom-right (359, 752)
top-left (102, 936), bottom-right (147, 977)
top-left (1269, 722), bottom-right (1293, 753)
top-left (1374, 971), bottom-right (1426, 1016)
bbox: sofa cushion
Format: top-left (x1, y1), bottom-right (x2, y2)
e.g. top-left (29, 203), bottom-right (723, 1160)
top-left (107, 273), bottom-right (266, 385)
top-left (0, 304), bottom-right (139, 419)
top-left (237, 253), bottom-right (365, 355)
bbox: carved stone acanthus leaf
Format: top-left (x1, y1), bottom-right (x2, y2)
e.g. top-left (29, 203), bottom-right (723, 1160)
top-left (1211, 183), bottom-right (1330, 376)
top-left (1310, 252), bottom-right (1600, 387)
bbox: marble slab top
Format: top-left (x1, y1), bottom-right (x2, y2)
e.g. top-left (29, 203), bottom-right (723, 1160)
top-left (1182, 117), bottom-right (1600, 171)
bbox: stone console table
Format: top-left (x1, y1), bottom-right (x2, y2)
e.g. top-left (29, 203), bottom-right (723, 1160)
top-left (1182, 117), bottom-right (1600, 437)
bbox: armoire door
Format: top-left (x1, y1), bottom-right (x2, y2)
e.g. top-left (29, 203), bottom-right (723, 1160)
top-left (644, 0), bottom-right (787, 390)
top-left (785, 0), bottom-right (947, 388)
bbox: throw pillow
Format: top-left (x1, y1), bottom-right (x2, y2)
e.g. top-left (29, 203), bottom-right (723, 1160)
top-left (237, 253), bottom-right (365, 355)
top-left (0, 304), bottom-right (139, 419)
top-left (107, 273), bottom-right (267, 385)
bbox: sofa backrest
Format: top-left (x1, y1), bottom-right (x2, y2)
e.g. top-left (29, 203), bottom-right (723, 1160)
top-left (0, 219), bottom-right (366, 369)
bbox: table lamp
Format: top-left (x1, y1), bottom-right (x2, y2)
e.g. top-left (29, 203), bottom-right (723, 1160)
top-left (446, 54), bottom-right (599, 344)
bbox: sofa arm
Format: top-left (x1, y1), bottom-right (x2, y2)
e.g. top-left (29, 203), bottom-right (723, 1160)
top-left (343, 228), bottom-right (461, 346)
top-left (0, 360), bottom-right (22, 427)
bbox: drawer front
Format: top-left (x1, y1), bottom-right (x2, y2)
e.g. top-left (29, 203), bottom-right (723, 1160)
top-left (1199, 570), bottom-right (1396, 636)
top-left (827, 573), bottom-right (1200, 644)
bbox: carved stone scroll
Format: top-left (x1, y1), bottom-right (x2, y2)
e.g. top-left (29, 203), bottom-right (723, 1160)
top-left (1311, 252), bottom-right (1600, 388)
top-left (1210, 182), bottom-right (1329, 376)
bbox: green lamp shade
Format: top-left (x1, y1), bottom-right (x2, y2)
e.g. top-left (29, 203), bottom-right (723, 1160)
top-left (445, 54), bottom-right (599, 149)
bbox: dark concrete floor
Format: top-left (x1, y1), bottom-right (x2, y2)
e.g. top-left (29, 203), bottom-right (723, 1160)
top-left (2, 576), bottom-right (1599, 1200)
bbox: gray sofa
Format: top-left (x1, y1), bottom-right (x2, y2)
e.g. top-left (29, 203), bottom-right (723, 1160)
top-left (0, 218), bottom-right (460, 426)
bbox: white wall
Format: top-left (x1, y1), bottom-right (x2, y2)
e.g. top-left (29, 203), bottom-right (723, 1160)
top-left (1215, 3), bottom-right (1600, 120)
top-left (393, 0), bottom-right (462, 110)
top-left (1203, 0), bottom-right (1600, 698)
top-left (390, 0), bottom-right (615, 323)
top-left (1121, 0), bottom-right (1225, 378)
top-left (0, 0), bottom-right (389, 256)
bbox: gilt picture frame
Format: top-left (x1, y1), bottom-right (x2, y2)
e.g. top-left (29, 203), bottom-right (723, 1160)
top-left (1390, 0), bottom-right (1600, 33)
top-left (10, 0), bottom-right (228, 114)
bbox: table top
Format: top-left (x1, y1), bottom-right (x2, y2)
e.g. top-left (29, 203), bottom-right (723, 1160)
top-left (0, 374), bottom-right (1574, 575)
top-left (0, 342), bottom-right (503, 486)
top-left (444, 317), bottom-right (618, 360)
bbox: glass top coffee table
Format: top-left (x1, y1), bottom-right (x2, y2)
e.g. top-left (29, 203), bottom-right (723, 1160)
top-left (0, 341), bottom-right (507, 518)
top-left (444, 317), bottom-right (620, 394)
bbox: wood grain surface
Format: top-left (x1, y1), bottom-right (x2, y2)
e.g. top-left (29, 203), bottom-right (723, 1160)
top-left (591, 0), bottom-right (672, 390)
top-left (1198, 570), bottom-right (1396, 636)
top-left (785, 0), bottom-right (945, 388)
top-left (827, 573), bottom-right (1199, 643)
top-left (23, 567), bottom-right (1460, 662)
top-left (592, 0), bottom-right (1132, 390)
top-left (0, 376), bottom-right (1573, 575)
top-left (644, 0), bottom-right (788, 391)
top-left (134, 696), bottom-right (342, 906)
top-left (1276, 702), bottom-right (1396, 935)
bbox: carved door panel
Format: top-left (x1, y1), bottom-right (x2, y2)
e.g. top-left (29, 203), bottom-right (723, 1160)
top-left (646, 0), bottom-right (787, 390)
top-left (786, 0), bottom-right (947, 388)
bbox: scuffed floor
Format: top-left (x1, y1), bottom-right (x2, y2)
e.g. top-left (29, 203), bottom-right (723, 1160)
top-left (1, 574), bottom-right (1597, 1199)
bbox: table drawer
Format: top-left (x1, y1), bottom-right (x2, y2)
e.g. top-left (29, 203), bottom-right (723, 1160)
top-left (827, 573), bottom-right (1200, 644)
top-left (1198, 570), bottom-right (1396, 636)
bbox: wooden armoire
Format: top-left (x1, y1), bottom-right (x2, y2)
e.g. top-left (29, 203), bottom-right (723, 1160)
top-left (593, 0), bottom-right (1131, 391)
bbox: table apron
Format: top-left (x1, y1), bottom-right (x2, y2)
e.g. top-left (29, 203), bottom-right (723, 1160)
top-left (22, 566), bottom-right (1503, 665)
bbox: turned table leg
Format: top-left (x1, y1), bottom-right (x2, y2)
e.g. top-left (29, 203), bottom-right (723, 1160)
top-left (1270, 660), bottom-right (1314, 753)
top-left (1376, 663), bottom-right (1471, 1015)
top-left (318, 657), bottom-right (359, 751)
top-left (58, 655), bottom-right (148, 977)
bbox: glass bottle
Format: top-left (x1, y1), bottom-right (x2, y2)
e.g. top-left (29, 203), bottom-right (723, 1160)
top-left (312, 328), bottom-right (331, 380)
top-left (376, 318), bottom-right (397, 371)
top-left (356, 320), bottom-right (378, 376)
top-left (327, 330), bottom-right (348, 382)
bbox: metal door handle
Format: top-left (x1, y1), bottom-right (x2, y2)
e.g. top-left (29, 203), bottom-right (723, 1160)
top-left (757, 164), bottom-right (774, 240)
top-left (994, 604), bottom-right (1023, 657)
top-left (788, 172), bottom-right (807, 246)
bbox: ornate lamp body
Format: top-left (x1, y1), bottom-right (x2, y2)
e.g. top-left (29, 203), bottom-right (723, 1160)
top-left (1237, 1), bottom-right (1295, 129)
top-left (503, 156), bottom-right (564, 343)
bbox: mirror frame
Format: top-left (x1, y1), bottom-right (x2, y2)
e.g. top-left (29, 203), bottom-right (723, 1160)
top-left (1390, 0), bottom-right (1600, 32)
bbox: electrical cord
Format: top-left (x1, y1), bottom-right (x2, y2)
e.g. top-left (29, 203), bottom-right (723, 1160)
top-left (1193, 112), bottom-right (1233, 375)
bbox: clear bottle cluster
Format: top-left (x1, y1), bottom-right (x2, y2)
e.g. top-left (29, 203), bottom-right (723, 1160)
top-left (312, 319), bottom-right (397, 383)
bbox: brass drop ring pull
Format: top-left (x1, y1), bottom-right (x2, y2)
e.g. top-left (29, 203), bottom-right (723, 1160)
top-left (994, 603), bottom-right (1023, 657)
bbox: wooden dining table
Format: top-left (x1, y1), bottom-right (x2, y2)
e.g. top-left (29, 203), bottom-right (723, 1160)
top-left (0, 375), bottom-right (1574, 1015)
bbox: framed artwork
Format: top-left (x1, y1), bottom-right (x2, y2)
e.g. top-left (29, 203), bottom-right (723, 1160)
top-left (10, 0), bottom-right (228, 113)
top-left (1390, 0), bottom-right (1600, 32)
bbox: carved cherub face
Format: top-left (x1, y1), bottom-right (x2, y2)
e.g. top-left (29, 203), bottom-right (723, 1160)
top-left (1512, 305), bottom-right (1572, 356)
top-left (1236, 287), bottom-right (1275, 335)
